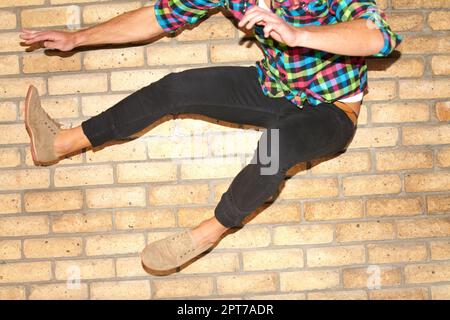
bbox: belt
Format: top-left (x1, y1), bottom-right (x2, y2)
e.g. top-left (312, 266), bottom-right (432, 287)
top-left (333, 101), bottom-right (358, 127)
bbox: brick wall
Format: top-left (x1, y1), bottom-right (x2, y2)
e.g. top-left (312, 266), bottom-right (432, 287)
top-left (0, 0), bottom-right (449, 300)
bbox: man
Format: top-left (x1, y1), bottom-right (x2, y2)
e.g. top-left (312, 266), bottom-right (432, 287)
top-left (21, 0), bottom-right (401, 272)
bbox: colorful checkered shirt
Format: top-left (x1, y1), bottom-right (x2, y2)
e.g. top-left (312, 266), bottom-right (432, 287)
top-left (153, 0), bottom-right (402, 107)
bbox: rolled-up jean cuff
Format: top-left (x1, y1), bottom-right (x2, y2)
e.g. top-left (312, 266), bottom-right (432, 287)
top-left (81, 112), bottom-right (115, 148)
top-left (214, 191), bottom-right (244, 228)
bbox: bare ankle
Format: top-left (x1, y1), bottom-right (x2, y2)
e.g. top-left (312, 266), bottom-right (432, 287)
top-left (53, 130), bottom-right (72, 157)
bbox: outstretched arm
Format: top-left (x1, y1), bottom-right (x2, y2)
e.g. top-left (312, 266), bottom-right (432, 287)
top-left (20, 6), bottom-right (164, 52)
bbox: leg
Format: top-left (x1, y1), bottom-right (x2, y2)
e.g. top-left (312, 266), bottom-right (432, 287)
top-left (214, 101), bottom-right (357, 228)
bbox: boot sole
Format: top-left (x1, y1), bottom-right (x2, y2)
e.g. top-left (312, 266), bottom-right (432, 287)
top-left (24, 85), bottom-right (46, 166)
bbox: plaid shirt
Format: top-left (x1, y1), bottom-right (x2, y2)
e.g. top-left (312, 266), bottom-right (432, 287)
top-left (154, 0), bottom-right (402, 107)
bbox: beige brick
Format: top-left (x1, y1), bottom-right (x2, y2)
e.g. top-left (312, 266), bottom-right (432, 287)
top-left (403, 125), bottom-right (450, 146)
top-left (91, 280), bottom-right (150, 300)
top-left (431, 55), bottom-right (450, 75)
top-left (398, 218), bottom-right (450, 239)
top-left (85, 233), bottom-right (145, 256)
top-left (393, 0), bottom-right (450, 9)
top-left (399, 35), bottom-right (450, 54)
top-left (273, 224), bottom-right (334, 246)
top-left (307, 245), bottom-right (365, 267)
top-left (110, 69), bottom-right (170, 91)
top-left (54, 165), bottom-right (113, 187)
top-left (217, 273), bottom-right (277, 295)
top-left (149, 183), bottom-right (209, 205)
top-left (115, 256), bottom-right (148, 278)
top-left (0, 262), bottom-right (51, 283)
top-left (432, 285), bottom-right (450, 299)
top-left (180, 159), bottom-right (242, 180)
top-left (0, 32), bottom-right (27, 53)
top-left (371, 102), bottom-right (429, 123)
top-left (245, 203), bottom-right (301, 225)
top-left (0, 102), bottom-right (17, 121)
top-left (52, 212), bottom-right (112, 233)
top-left (87, 142), bottom-right (146, 164)
top-left (368, 243), bottom-right (427, 264)
top-left (21, 6), bottom-right (80, 28)
top-left (51, 0), bottom-right (110, 3)
top-left (427, 195), bottom-right (450, 214)
top-left (153, 277), bottom-right (214, 298)
top-left (428, 11), bottom-right (450, 30)
top-left (308, 290), bottom-right (368, 300)
top-left (115, 209), bottom-right (176, 230)
top-left (22, 52), bottom-right (81, 73)
top-left (117, 161), bottom-right (177, 183)
top-left (342, 174), bottom-right (401, 196)
top-left (147, 136), bottom-right (209, 159)
top-left (437, 147), bottom-right (450, 167)
top-left (148, 44), bottom-right (208, 65)
top-left (436, 101), bottom-right (450, 121)
top-left (0, 216), bottom-right (48, 237)
top-left (180, 252), bottom-right (239, 274)
top-left (367, 197), bottom-right (423, 217)
top-left (83, 2), bottom-right (141, 24)
top-left (81, 93), bottom-right (127, 116)
top-left (0, 77), bottom-right (46, 98)
top-left (55, 259), bottom-right (114, 280)
top-left (367, 57), bottom-right (424, 78)
top-left (177, 207), bottom-right (215, 227)
top-left (279, 178), bottom-right (338, 200)
top-left (400, 79), bottom-right (450, 100)
top-left (405, 262), bottom-right (450, 284)
top-left (304, 199), bottom-right (363, 221)
top-left (0, 124), bottom-right (28, 144)
top-left (0, 10), bottom-right (17, 29)
top-left (405, 172), bottom-right (450, 192)
top-left (24, 190), bottom-right (83, 212)
top-left (363, 80), bottom-right (397, 101)
top-left (243, 249), bottom-right (303, 271)
top-left (210, 43), bottom-right (263, 63)
top-left (430, 241), bottom-right (450, 260)
top-left (24, 237), bottom-right (82, 258)
top-left (250, 293), bottom-right (306, 300)
top-left (0, 286), bottom-right (25, 300)
top-left (0, 55), bottom-right (19, 75)
top-left (343, 267), bottom-right (401, 289)
top-left (86, 187), bottom-right (146, 209)
top-left (376, 149), bottom-right (433, 171)
top-left (84, 47), bottom-right (144, 70)
top-left (0, 169), bottom-right (50, 190)
top-left (336, 221), bottom-right (395, 242)
top-left (370, 288), bottom-right (429, 300)
top-left (349, 127), bottom-right (399, 148)
top-left (0, 193), bottom-right (21, 214)
top-left (0, 148), bottom-right (21, 168)
top-left (280, 270), bottom-right (340, 291)
top-left (388, 13), bottom-right (424, 31)
top-left (48, 73), bottom-right (107, 95)
top-left (29, 283), bottom-right (88, 300)
top-left (0, 240), bottom-right (21, 260)
top-left (311, 151), bottom-right (371, 174)
top-left (178, 17), bottom-right (236, 41)
top-left (218, 227), bottom-right (271, 249)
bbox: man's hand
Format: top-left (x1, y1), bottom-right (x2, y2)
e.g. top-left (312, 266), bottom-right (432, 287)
top-left (238, 6), bottom-right (300, 47)
top-left (20, 28), bottom-right (77, 51)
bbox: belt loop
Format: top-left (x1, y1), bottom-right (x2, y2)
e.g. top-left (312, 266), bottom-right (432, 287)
top-left (333, 101), bottom-right (357, 127)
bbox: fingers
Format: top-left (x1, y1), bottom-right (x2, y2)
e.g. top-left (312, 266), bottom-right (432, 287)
top-left (22, 32), bottom-right (54, 45)
top-left (238, 6), bottom-right (278, 29)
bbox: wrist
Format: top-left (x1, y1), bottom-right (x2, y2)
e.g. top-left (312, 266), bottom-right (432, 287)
top-left (73, 29), bottom-right (87, 47)
top-left (294, 27), bottom-right (311, 47)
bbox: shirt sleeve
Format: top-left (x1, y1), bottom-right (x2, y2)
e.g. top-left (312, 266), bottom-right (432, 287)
top-left (154, 0), bottom-right (225, 33)
top-left (327, 0), bottom-right (402, 57)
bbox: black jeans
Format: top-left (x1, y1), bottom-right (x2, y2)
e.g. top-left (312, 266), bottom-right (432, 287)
top-left (81, 66), bottom-right (357, 228)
